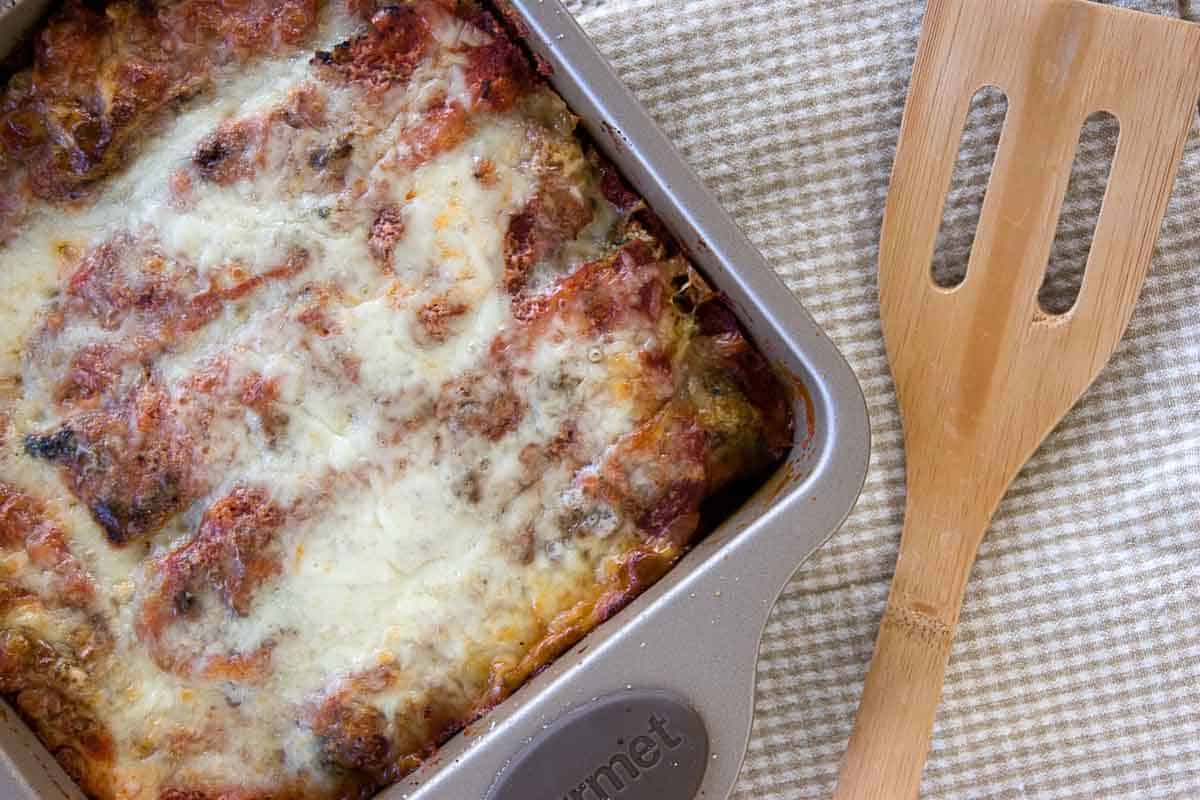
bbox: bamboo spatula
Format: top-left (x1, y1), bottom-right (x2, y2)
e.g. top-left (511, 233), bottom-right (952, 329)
top-left (833, 1), bottom-right (1200, 798)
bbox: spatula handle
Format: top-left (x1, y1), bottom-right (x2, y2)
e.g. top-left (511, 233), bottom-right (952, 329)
top-left (834, 479), bottom-right (991, 800)
top-left (832, 593), bottom-right (957, 800)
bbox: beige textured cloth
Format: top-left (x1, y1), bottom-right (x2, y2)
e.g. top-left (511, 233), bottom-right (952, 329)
top-left (562, 1), bottom-right (1200, 797)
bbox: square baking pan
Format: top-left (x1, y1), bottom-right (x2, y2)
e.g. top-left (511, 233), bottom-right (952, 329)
top-left (0, 1), bottom-right (870, 798)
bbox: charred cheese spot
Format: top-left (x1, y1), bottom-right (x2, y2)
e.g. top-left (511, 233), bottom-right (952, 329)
top-left (25, 382), bottom-right (201, 546)
top-left (192, 119), bottom-right (265, 185)
top-left (312, 5), bottom-right (433, 88)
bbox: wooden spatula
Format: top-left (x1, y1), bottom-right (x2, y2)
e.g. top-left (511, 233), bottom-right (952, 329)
top-left (833, 1), bottom-right (1200, 798)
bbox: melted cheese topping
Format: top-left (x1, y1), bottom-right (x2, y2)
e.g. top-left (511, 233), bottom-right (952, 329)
top-left (0, 4), bottom-right (787, 799)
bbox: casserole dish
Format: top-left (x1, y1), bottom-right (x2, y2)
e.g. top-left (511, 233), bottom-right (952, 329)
top-left (0, 0), bottom-right (870, 798)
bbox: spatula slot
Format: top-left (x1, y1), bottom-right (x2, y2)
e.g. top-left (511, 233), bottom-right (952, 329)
top-left (930, 86), bottom-right (1008, 290)
top-left (1038, 111), bottom-right (1120, 317)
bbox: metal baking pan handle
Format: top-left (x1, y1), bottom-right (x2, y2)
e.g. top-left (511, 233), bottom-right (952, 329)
top-left (402, 458), bottom-right (862, 800)
top-left (476, 517), bottom-right (837, 800)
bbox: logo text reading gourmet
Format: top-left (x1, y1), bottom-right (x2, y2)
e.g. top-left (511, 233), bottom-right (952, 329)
top-left (561, 714), bottom-right (687, 800)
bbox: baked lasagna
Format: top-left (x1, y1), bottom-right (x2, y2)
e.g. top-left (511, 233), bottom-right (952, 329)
top-left (0, 2), bottom-right (792, 798)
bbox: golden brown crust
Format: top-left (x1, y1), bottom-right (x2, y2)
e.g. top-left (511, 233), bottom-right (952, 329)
top-left (312, 4), bottom-right (432, 89)
top-left (0, 0), bottom-right (321, 241)
top-left (26, 381), bottom-right (205, 546)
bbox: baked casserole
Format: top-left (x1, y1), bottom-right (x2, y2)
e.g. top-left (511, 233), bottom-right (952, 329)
top-left (0, 2), bottom-right (792, 797)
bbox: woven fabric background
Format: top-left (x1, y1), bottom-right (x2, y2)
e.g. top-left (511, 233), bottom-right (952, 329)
top-left (560, 1), bottom-right (1200, 797)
